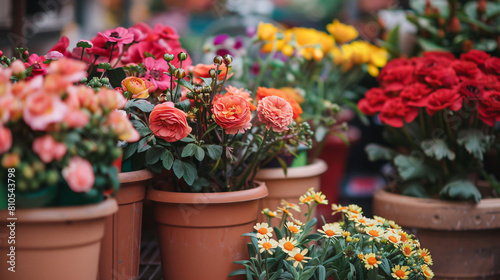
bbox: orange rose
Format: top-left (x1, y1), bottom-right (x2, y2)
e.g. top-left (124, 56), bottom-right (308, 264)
top-left (121, 77), bottom-right (152, 99)
top-left (257, 96), bottom-right (293, 133)
top-left (225, 86), bottom-right (256, 111)
top-left (256, 87), bottom-right (302, 119)
top-left (212, 94), bottom-right (252, 135)
top-left (149, 102), bottom-right (192, 142)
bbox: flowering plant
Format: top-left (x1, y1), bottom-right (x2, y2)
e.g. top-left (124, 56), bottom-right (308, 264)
top-left (0, 52), bottom-right (138, 208)
top-left (204, 20), bottom-right (388, 159)
top-left (232, 189), bottom-right (434, 279)
top-left (358, 50), bottom-right (500, 202)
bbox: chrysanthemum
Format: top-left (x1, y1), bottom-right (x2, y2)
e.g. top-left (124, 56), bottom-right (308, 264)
top-left (292, 218), bottom-right (304, 226)
top-left (388, 220), bottom-right (401, 229)
top-left (363, 253), bottom-right (381, 270)
top-left (286, 221), bottom-right (302, 234)
top-left (373, 215), bottom-right (387, 224)
top-left (286, 248), bottom-right (312, 269)
top-left (391, 265), bottom-right (410, 280)
top-left (399, 231), bottom-right (409, 242)
top-left (317, 223), bottom-right (342, 239)
top-left (281, 199), bottom-right (301, 212)
top-left (421, 264), bottom-right (435, 280)
top-left (365, 226), bottom-right (384, 239)
top-left (401, 241), bottom-right (414, 257)
top-left (278, 237), bottom-right (298, 254)
top-left (418, 248), bottom-right (433, 265)
top-left (384, 230), bottom-right (401, 245)
top-left (312, 191), bottom-right (328, 205)
top-left (258, 238), bottom-right (278, 255)
top-left (254, 223), bottom-right (273, 239)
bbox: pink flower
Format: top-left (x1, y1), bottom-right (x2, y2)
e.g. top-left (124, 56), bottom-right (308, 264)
top-left (32, 134), bottom-right (67, 163)
top-left (24, 54), bottom-right (47, 76)
top-left (144, 57), bottom-right (171, 91)
top-left (66, 85), bottom-right (100, 113)
top-left (48, 36), bottom-right (72, 57)
top-left (212, 94), bottom-right (252, 134)
top-left (257, 96), bottom-right (293, 133)
top-left (99, 27), bottom-right (134, 45)
top-left (45, 51), bottom-right (64, 60)
top-left (23, 91), bottom-right (68, 130)
top-left (149, 102), bottom-right (191, 142)
top-left (64, 110), bottom-right (90, 128)
top-left (98, 88), bottom-right (127, 110)
top-left (0, 126), bottom-right (12, 153)
top-left (129, 27), bottom-right (148, 42)
top-left (62, 157), bottom-right (95, 193)
top-left (108, 110), bottom-right (140, 143)
top-left (10, 60), bottom-right (26, 75)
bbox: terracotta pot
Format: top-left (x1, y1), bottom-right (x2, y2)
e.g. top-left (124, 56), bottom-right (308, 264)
top-left (255, 159), bottom-right (327, 226)
top-left (0, 199), bottom-right (118, 280)
top-left (147, 182), bottom-right (268, 280)
top-left (99, 169), bottom-right (153, 280)
top-left (373, 188), bottom-right (500, 279)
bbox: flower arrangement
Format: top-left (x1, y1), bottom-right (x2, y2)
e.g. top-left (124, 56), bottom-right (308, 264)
top-left (0, 53), bottom-right (138, 208)
top-left (358, 50), bottom-right (500, 202)
top-left (204, 20), bottom-right (388, 158)
top-left (232, 189), bottom-right (434, 279)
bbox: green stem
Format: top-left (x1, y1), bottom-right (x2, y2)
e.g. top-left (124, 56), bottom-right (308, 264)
top-left (108, 42), bottom-right (117, 64)
top-left (265, 251), bottom-right (270, 280)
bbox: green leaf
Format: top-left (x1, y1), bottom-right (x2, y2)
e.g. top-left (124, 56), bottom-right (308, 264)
top-left (172, 160), bottom-right (185, 179)
top-left (177, 78), bottom-right (193, 91)
top-left (365, 144), bottom-right (397, 161)
top-left (206, 145), bottom-right (223, 160)
top-left (457, 129), bottom-right (495, 161)
top-left (317, 265), bottom-right (326, 280)
top-left (194, 146), bottom-right (205, 161)
top-left (161, 150), bottom-right (174, 170)
top-left (137, 137), bottom-right (151, 153)
top-left (299, 266), bottom-right (317, 280)
top-left (410, 0), bottom-right (450, 18)
top-left (183, 161), bottom-right (197, 186)
top-left (176, 99), bottom-right (192, 112)
top-left (97, 63), bottom-right (112, 70)
top-left (417, 37), bottom-right (447, 52)
top-left (107, 67), bottom-right (127, 88)
top-left (202, 122), bottom-right (219, 139)
top-left (123, 142), bottom-right (138, 160)
top-left (283, 260), bottom-right (299, 279)
top-left (191, 177), bottom-right (210, 192)
top-left (182, 143), bottom-right (197, 158)
top-left (137, 126), bottom-right (152, 137)
top-left (145, 147), bottom-right (164, 165)
top-left (125, 99), bottom-right (155, 113)
top-left (386, 24), bottom-right (400, 51)
top-left (401, 181), bottom-right (429, 198)
top-left (179, 137), bottom-right (196, 143)
top-left (276, 157), bottom-right (288, 176)
top-left (228, 269), bottom-right (247, 277)
top-left (393, 155), bottom-right (438, 182)
top-left (379, 257), bottom-right (391, 276)
top-left (440, 180), bottom-right (481, 203)
top-left (421, 139), bottom-right (455, 160)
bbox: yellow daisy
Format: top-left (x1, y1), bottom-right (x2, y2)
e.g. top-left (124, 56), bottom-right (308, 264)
top-left (292, 218), bottom-right (304, 226)
top-left (254, 222), bottom-right (273, 239)
top-left (331, 204), bottom-right (348, 213)
top-left (312, 191), bottom-right (328, 205)
top-left (347, 204), bottom-right (362, 214)
top-left (363, 253), bottom-right (381, 270)
top-left (418, 248), bottom-right (433, 265)
top-left (286, 221), bottom-right (302, 234)
top-left (286, 248), bottom-right (312, 269)
top-left (261, 208), bottom-right (278, 218)
top-left (421, 264), bottom-right (435, 280)
top-left (278, 237), bottom-right (298, 254)
top-left (358, 253), bottom-right (364, 260)
top-left (277, 206), bottom-right (293, 218)
top-left (384, 230), bottom-right (401, 245)
top-left (318, 223), bottom-right (343, 239)
top-left (388, 220), bottom-right (401, 229)
top-left (365, 226), bottom-right (384, 239)
top-left (401, 241), bottom-right (414, 257)
top-left (258, 238), bottom-right (278, 255)
top-left (391, 265), bottom-right (410, 280)
top-left (299, 194), bottom-right (314, 205)
top-left (399, 231), bottom-right (410, 243)
top-left (373, 215), bottom-right (387, 224)
top-left (281, 199), bottom-right (301, 212)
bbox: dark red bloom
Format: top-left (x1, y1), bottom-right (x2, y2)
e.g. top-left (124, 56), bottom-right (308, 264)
top-left (451, 60), bottom-right (482, 82)
top-left (400, 83), bottom-right (433, 107)
top-left (460, 50), bottom-right (490, 69)
top-left (379, 97), bottom-right (419, 128)
top-left (477, 90), bottom-right (500, 126)
top-left (358, 88), bottom-right (389, 115)
top-left (484, 57), bottom-right (500, 75)
top-left (424, 66), bottom-right (459, 88)
top-left (48, 36), bottom-right (72, 57)
top-left (426, 88), bottom-right (463, 115)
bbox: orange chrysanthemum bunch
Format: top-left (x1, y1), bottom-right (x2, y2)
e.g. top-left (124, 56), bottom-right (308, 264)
top-left (234, 188), bottom-right (434, 279)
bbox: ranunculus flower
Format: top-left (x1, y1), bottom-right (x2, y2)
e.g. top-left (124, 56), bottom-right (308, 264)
top-left (257, 96), bottom-right (294, 133)
top-left (461, 50), bottom-right (490, 68)
top-left (98, 88), bottom-right (127, 110)
top-left (477, 90), bottom-right (500, 126)
top-left (149, 102), bottom-right (191, 142)
top-left (326, 19), bottom-right (358, 44)
top-left (256, 87), bottom-right (303, 119)
top-left (484, 57), bottom-right (500, 75)
top-left (121, 77), bottom-right (151, 99)
top-left (225, 85), bottom-right (256, 111)
top-left (66, 85), bottom-right (100, 113)
top-left (62, 157), bottom-right (95, 193)
top-left (400, 83), bottom-right (432, 107)
top-left (23, 91), bottom-right (68, 130)
top-left (458, 81), bottom-right (484, 100)
top-left (45, 58), bottom-right (87, 92)
top-left (358, 88), bottom-right (389, 115)
top-left (451, 60), bottom-right (482, 82)
top-left (378, 63), bottom-right (416, 93)
top-left (425, 89), bottom-right (463, 116)
top-left (0, 126), bottom-right (12, 153)
top-left (64, 110), bottom-right (90, 128)
top-left (48, 36), bottom-right (72, 57)
top-left (32, 134), bottom-right (67, 163)
top-left (424, 66), bottom-right (459, 89)
top-left (212, 94), bottom-right (252, 134)
top-left (144, 57), bottom-right (171, 91)
top-left (379, 97), bottom-right (418, 128)
top-left (24, 54), bottom-right (47, 76)
top-left (108, 110), bottom-right (140, 143)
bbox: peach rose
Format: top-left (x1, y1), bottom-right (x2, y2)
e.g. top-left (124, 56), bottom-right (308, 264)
top-left (212, 94), bottom-right (252, 134)
top-left (32, 134), bottom-right (67, 163)
top-left (62, 156), bottom-right (95, 193)
top-left (23, 91), bottom-right (68, 131)
top-left (257, 96), bottom-right (293, 133)
top-left (64, 109), bottom-right (90, 128)
top-left (257, 87), bottom-right (303, 119)
top-left (0, 126), bottom-right (12, 153)
top-left (225, 85), bottom-right (256, 111)
top-left (98, 88), bottom-right (128, 110)
top-left (121, 77), bottom-right (152, 99)
top-left (107, 110), bottom-right (140, 143)
top-left (149, 102), bottom-right (191, 142)
top-left (67, 85), bottom-right (100, 113)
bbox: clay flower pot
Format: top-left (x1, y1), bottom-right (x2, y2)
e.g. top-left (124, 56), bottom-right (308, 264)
top-left (254, 159), bottom-right (327, 226)
top-left (99, 169), bottom-right (154, 280)
top-left (374, 188), bottom-right (500, 279)
top-left (0, 199), bottom-right (118, 280)
top-left (147, 182), bottom-right (268, 280)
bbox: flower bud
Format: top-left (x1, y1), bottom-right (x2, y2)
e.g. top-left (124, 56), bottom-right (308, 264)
top-left (203, 86), bottom-right (212, 93)
top-left (194, 86), bottom-right (203, 94)
top-left (81, 77), bottom-right (88, 83)
top-left (175, 69), bottom-right (186, 79)
top-left (177, 52), bottom-right (187, 61)
top-left (223, 54), bottom-right (233, 65)
top-left (213, 55), bottom-right (223, 65)
top-left (209, 68), bottom-right (217, 78)
top-left (449, 17), bottom-right (461, 33)
top-left (100, 77), bottom-right (109, 84)
top-left (164, 54), bottom-right (175, 62)
top-left (0, 50), bottom-right (3, 57)
top-left (23, 50), bottom-right (29, 58)
top-left (478, 0), bottom-right (487, 16)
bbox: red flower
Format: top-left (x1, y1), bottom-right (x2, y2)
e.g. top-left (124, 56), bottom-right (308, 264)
top-left (378, 64), bottom-right (416, 93)
top-left (484, 57), bottom-right (500, 75)
top-left (400, 83), bottom-right (432, 107)
top-left (358, 88), bottom-right (388, 115)
top-left (24, 54), bottom-right (47, 76)
top-left (458, 81), bottom-right (484, 100)
top-left (423, 51), bottom-right (455, 62)
top-left (424, 66), bottom-right (459, 88)
top-left (451, 60), bottom-right (482, 82)
top-left (477, 90), bottom-right (500, 126)
top-left (48, 36), bottom-right (72, 57)
top-left (379, 97), bottom-right (418, 128)
top-left (425, 89), bottom-right (463, 116)
top-left (460, 50), bottom-right (490, 69)
top-left (99, 27), bottom-right (134, 45)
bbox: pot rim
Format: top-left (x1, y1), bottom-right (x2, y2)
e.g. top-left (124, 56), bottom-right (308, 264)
top-left (0, 198), bottom-right (118, 223)
top-left (255, 159), bottom-right (328, 180)
top-left (118, 169), bottom-right (154, 183)
top-left (147, 181), bottom-right (268, 204)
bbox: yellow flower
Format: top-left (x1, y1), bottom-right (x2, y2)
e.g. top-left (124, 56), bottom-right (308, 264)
top-left (281, 44), bottom-right (294, 56)
top-left (384, 230), bottom-right (401, 245)
top-left (258, 238), bottom-right (278, 255)
top-left (286, 248), bottom-right (312, 269)
top-left (418, 248), bottom-right (433, 265)
top-left (261, 208), bottom-right (278, 218)
top-left (358, 253), bottom-right (364, 260)
top-left (327, 19), bottom-right (358, 44)
top-left (286, 221), bottom-right (302, 234)
top-left (373, 215), bottom-right (387, 224)
top-left (401, 241), bottom-right (414, 257)
top-left (277, 206), bottom-right (293, 218)
top-left (421, 264), bottom-right (435, 280)
top-left (388, 220), bottom-right (401, 229)
top-left (365, 226), bottom-right (384, 239)
top-left (318, 223), bottom-right (343, 239)
top-left (281, 199), bottom-right (301, 212)
top-left (347, 204), bottom-right (362, 214)
top-left (278, 237), bottom-right (298, 254)
top-left (292, 218), bottom-right (304, 226)
top-left (257, 22), bottom-right (279, 41)
top-left (391, 265), bottom-right (410, 280)
top-left (254, 222), bottom-right (273, 239)
top-left (121, 77), bottom-right (150, 99)
top-left (363, 253), bottom-right (381, 270)
top-left (331, 204), bottom-right (348, 213)
top-left (300, 194), bottom-right (314, 205)
top-left (284, 27), bottom-right (334, 61)
top-left (329, 47), bottom-right (345, 66)
top-left (312, 191), bottom-right (328, 205)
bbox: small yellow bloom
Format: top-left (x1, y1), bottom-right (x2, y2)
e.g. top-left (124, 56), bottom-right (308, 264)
top-left (363, 253), bottom-right (381, 270)
top-left (418, 248), bottom-right (433, 265)
top-left (292, 218), bottom-right (304, 226)
top-left (421, 264), bottom-right (435, 280)
top-left (327, 19), bottom-right (358, 44)
top-left (391, 265), bottom-right (410, 280)
top-left (286, 221), bottom-right (302, 234)
top-left (254, 222), bottom-right (273, 239)
top-left (365, 226), bottom-right (384, 238)
top-left (258, 238), bottom-right (278, 255)
top-left (358, 253), bottom-right (364, 260)
top-left (331, 204), bottom-right (348, 213)
top-left (347, 204), bottom-right (362, 214)
top-left (281, 199), bottom-right (301, 212)
top-left (281, 44), bottom-right (294, 56)
top-left (300, 194), bottom-right (314, 205)
top-left (346, 236), bottom-right (352, 242)
top-left (257, 22), bottom-right (279, 41)
top-left (384, 230), bottom-right (401, 245)
top-left (286, 248), bottom-right (312, 269)
top-left (389, 220), bottom-right (402, 229)
top-left (261, 208), bottom-right (278, 218)
top-left (401, 241), bottom-right (414, 257)
top-left (312, 191), bottom-right (328, 205)
top-left (318, 223), bottom-right (343, 239)
top-left (278, 237), bottom-right (298, 254)
top-left (277, 206), bottom-right (293, 218)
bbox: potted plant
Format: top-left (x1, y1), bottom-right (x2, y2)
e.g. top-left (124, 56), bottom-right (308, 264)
top-left (358, 50), bottom-right (500, 278)
top-left (232, 188), bottom-right (435, 279)
top-left (0, 50), bottom-right (139, 279)
top-left (203, 20), bottom-right (388, 220)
